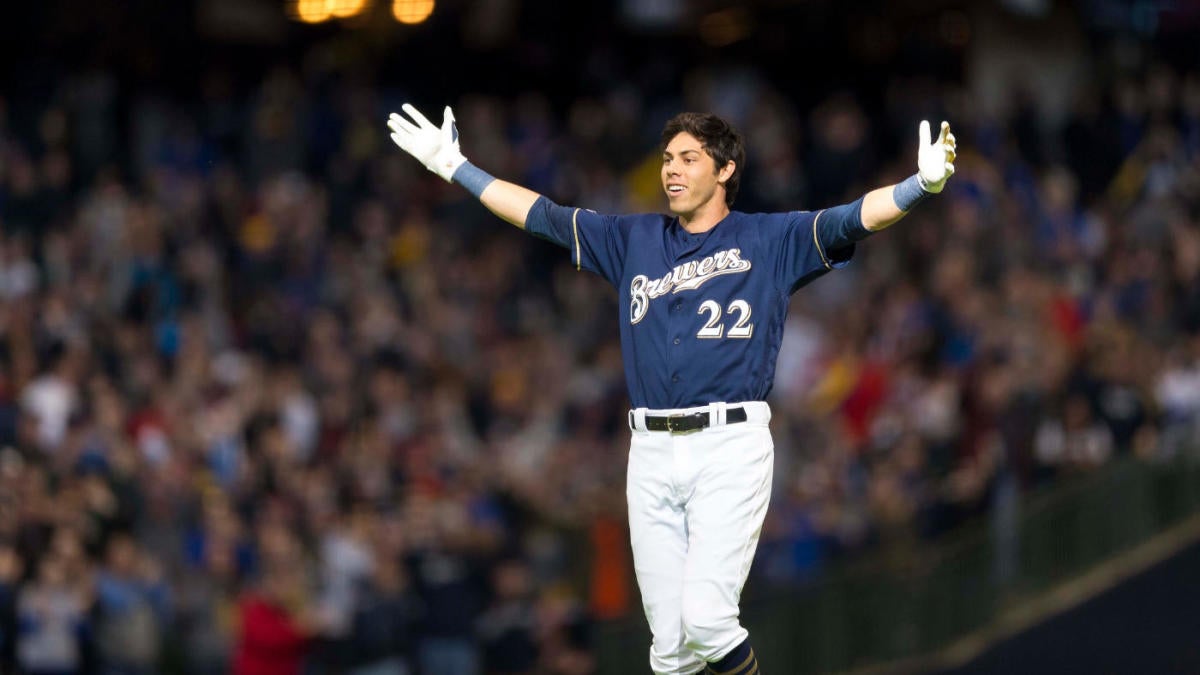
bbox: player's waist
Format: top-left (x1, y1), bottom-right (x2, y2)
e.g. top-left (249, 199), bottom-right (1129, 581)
top-left (628, 401), bottom-right (770, 434)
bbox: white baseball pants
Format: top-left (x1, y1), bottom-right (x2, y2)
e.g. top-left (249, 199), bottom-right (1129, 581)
top-left (626, 401), bottom-right (773, 675)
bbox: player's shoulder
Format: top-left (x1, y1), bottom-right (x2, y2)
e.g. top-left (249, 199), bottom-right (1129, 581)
top-left (731, 208), bottom-right (814, 222)
top-left (619, 211), bottom-right (674, 226)
top-left (728, 209), bottom-right (816, 232)
top-left (609, 211), bottom-right (674, 235)
top-left (571, 209), bottom-right (669, 235)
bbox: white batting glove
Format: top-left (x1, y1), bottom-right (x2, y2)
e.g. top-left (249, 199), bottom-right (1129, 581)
top-left (917, 120), bottom-right (957, 194)
top-left (387, 103), bottom-right (467, 182)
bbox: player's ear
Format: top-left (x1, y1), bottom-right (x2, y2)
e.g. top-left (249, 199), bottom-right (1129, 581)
top-left (717, 160), bottom-right (736, 184)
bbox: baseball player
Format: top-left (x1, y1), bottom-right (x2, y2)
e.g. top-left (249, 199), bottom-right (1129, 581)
top-left (387, 104), bottom-right (956, 675)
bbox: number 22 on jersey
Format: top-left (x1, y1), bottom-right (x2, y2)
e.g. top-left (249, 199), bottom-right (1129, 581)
top-left (696, 299), bottom-right (753, 339)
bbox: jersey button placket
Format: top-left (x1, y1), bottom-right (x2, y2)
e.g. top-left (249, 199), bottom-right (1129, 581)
top-left (668, 300), bottom-right (684, 389)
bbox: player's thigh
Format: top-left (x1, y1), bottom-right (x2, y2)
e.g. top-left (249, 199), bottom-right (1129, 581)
top-left (627, 432), bottom-right (680, 538)
top-left (685, 424), bottom-right (774, 590)
top-left (627, 431), bottom-right (689, 568)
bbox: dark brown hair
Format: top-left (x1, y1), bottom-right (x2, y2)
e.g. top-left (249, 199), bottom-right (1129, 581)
top-left (660, 112), bottom-right (746, 207)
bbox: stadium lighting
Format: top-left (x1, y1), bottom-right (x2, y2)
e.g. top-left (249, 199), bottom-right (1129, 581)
top-left (328, 0), bottom-right (367, 18)
top-left (292, 0), bottom-right (334, 23)
top-left (288, 0), bottom-right (369, 23)
top-left (392, 0), bottom-right (435, 24)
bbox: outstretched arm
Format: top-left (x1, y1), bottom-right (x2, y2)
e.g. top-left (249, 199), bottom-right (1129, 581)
top-left (387, 103), bottom-right (540, 229)
top-left (809, 119), bottom-right (958, 256)
top-left (478, 180), bottom-right (541, 230)
top-left (861, 120), bottom-right (958, 232)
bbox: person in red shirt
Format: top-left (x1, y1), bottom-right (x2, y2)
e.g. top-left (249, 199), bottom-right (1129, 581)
top-left (231, 532), bottom-right (328, 675)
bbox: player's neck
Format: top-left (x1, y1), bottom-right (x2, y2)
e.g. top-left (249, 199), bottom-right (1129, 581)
top-left (678, 202), bottom-right (730, 234)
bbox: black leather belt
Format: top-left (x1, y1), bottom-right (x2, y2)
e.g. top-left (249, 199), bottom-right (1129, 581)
top-left (637, 406), bottom-right (747, 433)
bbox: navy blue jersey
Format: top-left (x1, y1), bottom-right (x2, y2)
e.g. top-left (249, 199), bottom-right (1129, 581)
top-left (526, 197), bottom-right (869, 409)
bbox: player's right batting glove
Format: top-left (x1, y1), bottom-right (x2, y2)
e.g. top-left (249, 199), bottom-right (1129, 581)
top-left (387, 104), bottom-right (467, 182)
top-left (917, 120), bottom-right (957, 193)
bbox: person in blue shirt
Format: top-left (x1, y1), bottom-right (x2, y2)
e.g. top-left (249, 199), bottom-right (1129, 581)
top-left (387, 104), bottom-right (956, 675)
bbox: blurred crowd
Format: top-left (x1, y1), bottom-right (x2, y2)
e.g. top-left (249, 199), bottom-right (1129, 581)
top-left (0, 28), bottom-right (1198, 675)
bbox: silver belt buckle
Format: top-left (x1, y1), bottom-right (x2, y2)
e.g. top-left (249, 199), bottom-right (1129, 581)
top-left (666, 414), bottom-right (701, 435)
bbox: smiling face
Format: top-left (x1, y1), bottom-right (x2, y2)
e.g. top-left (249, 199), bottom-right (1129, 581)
top-left (662, 131), bottom-right (736, 223)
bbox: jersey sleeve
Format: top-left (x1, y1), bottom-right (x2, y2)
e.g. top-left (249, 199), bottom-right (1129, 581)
top-left (772, 198), bottom-right (870, 293)
top-left (524, 196), bottom-right (627, 287)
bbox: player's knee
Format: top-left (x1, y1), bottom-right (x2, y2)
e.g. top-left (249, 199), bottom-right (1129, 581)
top-left (679, 591), bottom-right (739, 658)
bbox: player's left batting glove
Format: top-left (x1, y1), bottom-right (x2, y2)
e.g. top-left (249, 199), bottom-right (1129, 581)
top-left (387, 104), bottom-right (467, 182)
top-left (917, 120), bottom-right (957, 194)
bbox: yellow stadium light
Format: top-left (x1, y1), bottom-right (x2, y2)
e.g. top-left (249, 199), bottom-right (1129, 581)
top-left (293, 0), bottom-right (333, 23)
top-left (393, 0), bottom-right (434, 24)
top-left (328, 0), bottom-right (367, 18)
top-left (289, 0), bottom-right (369, 23)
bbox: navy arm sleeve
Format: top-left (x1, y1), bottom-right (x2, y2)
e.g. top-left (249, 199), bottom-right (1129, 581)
top-left (816, 196), bottom-right (872, 253)
top-left (773, 197), bottom-right (872, 293)
top-left (524, 195), bottom-right (627, 287)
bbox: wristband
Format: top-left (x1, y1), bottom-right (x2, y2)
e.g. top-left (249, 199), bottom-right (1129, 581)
top-left (892, 174), bottom-right (932, 212)
top-left (452, 161), bottom-right (496, 198)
